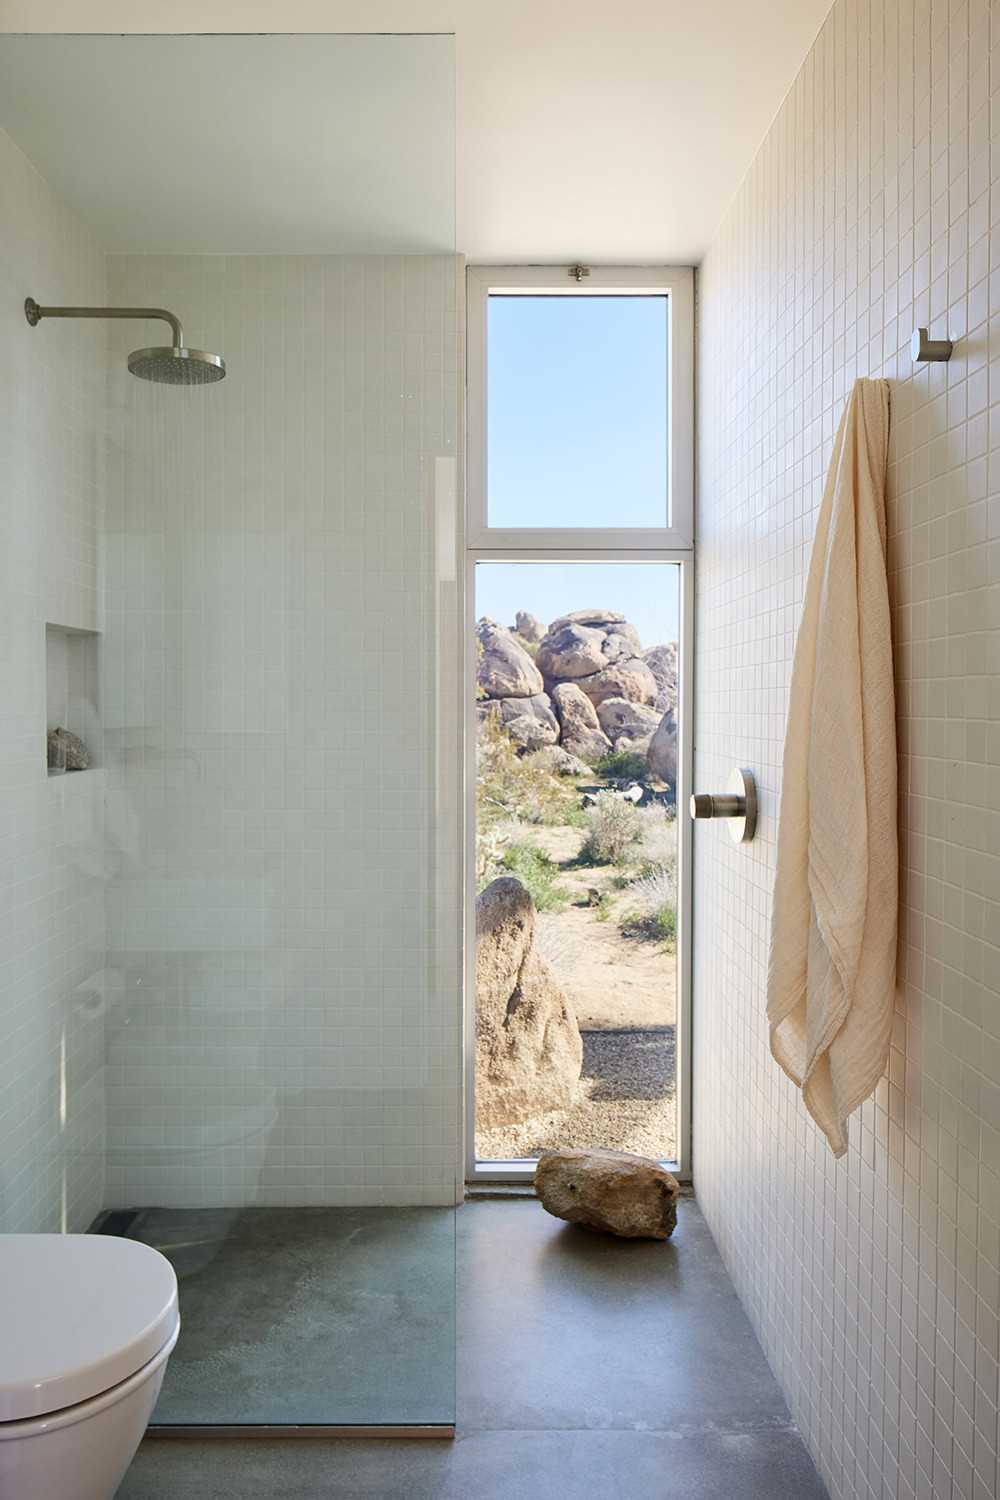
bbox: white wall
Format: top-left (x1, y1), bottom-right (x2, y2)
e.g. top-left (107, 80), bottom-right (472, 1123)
top-left (101, 253), bottom-right (463, 1208)
top-left (0, 124), bottom-right (107, 1232)
top-left (696, 3), bottom-right (1000, 1499)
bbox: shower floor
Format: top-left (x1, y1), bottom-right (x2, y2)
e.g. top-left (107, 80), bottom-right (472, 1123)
top-left (100, 1206), bottom-right (456, 1427)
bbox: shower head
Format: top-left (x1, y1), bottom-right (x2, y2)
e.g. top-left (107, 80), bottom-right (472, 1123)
top-left (25, 297), bottom-right (226, 384)
top-left (127, 345), bottom-right (226, 385)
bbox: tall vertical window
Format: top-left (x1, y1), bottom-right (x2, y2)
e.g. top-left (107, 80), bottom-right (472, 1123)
top-left (465, 267), bottom-right (694, 1184)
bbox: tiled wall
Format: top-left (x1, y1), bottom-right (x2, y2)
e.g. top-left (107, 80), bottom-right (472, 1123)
top-left (0, 124), bottom-right (107, 1233)
top-left (102, 254), bottom-right (463, 1208)
top-left (695, 1), bottom-right (1000, 1496)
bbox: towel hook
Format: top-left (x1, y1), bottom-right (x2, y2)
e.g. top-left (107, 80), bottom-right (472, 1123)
top-left (911, 327), bottom-right (953, 362)
top-left (690, 768), bottom-right (757, 844)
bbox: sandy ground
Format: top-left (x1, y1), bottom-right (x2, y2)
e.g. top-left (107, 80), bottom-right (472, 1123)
top-left (526, 824), bottom-right (676, 1031)
top-left (476, 819), bottom-right (678, 1163)
top-left (476, 1029), bottom-right (677, 1162)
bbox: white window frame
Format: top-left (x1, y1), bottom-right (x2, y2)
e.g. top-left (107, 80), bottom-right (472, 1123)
top-left (464, 266), bottom-right (695, 1186)
top-left (466, 264), bottom-right (694, 551)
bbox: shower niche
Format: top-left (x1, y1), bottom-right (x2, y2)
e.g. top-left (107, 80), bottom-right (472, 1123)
top-left (45, 623), bottom-right (100, 773)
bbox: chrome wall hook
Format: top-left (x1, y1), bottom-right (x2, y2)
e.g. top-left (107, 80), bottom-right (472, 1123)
top-left (911, 327), bottom-right (953, 362)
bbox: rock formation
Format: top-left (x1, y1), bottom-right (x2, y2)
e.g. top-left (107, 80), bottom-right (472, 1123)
top-left (536, 611), bottom-right (656, 714)
top-left (475, 607), bottom-right (678, 782)
top-left (476, 617), bottom-right (544, 699)
top-left (476, 877), bottom-right (583, 1128)
top-left (644, 642), bottom-right (678, 715)
top-left (596, 697), bottom-right (661, 746)
top-left (550, 682), bottom-right (612, 765)
top-left (534, 1147), bottom-right (679, 1239)
top-left (514, 611), bottom-right (544, 644)
top-left (647, 708), bottom-right (678, 785)
top-left (524, 746), bottom-right (593, 777)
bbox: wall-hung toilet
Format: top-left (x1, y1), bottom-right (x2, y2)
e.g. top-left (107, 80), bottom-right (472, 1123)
top-left (0, 1234), bottom-right (178, 1500)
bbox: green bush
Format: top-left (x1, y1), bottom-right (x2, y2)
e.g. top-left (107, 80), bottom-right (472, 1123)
top-left (500, 842), bottom-right (568, 913)
top-left (477, 713), bottom-right (568, 829)
top-left (594, 748), bottom-right (649, 781)
top-left (581, 791), bottom-right (642, 865)
top-left (618, 864), bottom-right (677, 945)
top-left (620, 904), bottom-right (676, 942)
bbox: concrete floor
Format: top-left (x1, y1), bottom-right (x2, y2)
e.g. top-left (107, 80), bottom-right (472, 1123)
top-left (126, 1206), bottom-right (455, 1425)
top-left (117, 1198), bottom-right (828, 1499)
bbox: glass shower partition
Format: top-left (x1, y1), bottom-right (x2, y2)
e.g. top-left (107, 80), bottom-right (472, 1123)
top-left (0, 31), bottom-right (461, 1433)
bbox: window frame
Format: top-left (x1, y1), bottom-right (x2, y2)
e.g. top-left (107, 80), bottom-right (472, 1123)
top-left (466, 264), bottom-right (694, 551)
top-left (464, 263), bottom-right (695, 1186)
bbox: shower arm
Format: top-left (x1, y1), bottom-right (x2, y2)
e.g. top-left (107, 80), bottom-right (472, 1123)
top-left (24, 297), bottom-right (184, 347)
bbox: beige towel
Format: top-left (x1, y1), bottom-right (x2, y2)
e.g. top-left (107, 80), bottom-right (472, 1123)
top-left (767, 378), bottom-right (897, 1158)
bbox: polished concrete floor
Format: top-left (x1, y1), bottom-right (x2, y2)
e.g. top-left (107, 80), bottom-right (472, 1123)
top-left (116, 1198), bottom-right (828, 1499)
top-left (123, 1206), bottom-right (456, 1425)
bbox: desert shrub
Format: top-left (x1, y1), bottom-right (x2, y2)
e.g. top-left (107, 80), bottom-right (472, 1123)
top-left (619, 863), bottom-right (677, 944)
top-left (594, 747), bottom-right (649, 781)
top-left (475, 816), bottom-right (525, 886)
top-left (620, 864), bottom-right (677, 942)
top-left (500, 841), bottom-right (568, 912)
top-left (634, 807), bottom-right (677, 871)
top-left (581, 791), bottom-right (642, 865)
top-left (477, 714), bottom-right (567, 829)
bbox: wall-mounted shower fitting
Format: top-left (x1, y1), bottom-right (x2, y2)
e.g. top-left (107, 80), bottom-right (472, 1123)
top-left (24, 298), bottom-right (226, 384)
top-left (690, 767), bottom-right (757, 843)
top-left (910, 327), bottom-right (953, 363)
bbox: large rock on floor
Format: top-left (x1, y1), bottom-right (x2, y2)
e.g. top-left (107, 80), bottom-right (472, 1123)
top-left (534, 1147), bottom-right (680, 1239)
top-left (476, 878), bottom-right (583, 1129)
top-left (476, 618), bottom-right (544, 699)
top-left (647, 707), bottom-right (678, 784)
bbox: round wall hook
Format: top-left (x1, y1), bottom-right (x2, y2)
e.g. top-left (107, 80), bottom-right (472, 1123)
top-left (690, 767), bottom-right (757, 843)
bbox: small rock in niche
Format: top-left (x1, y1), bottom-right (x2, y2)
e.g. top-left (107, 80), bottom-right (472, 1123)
top-left (48, 727), bottom-right (90, 771)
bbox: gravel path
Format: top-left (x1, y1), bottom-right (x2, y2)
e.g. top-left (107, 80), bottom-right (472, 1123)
top-left (476, 1027), bottom-right (676, 1163)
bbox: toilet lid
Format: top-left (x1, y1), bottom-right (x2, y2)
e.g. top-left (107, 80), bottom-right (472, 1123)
top-left (0, 1235), bottom-right (179, 1421)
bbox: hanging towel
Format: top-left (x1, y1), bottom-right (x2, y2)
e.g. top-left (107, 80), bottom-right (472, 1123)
top-left (767, 378), bottom-right (897, 1158)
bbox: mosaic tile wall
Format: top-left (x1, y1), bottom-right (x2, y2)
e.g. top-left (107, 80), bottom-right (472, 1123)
top-left (695, 2), bottom-right (1000, 1497)
top-left (0, 124), bottom-right (107, 1233)
top-left (102, 253), bottom-right (463, 1208)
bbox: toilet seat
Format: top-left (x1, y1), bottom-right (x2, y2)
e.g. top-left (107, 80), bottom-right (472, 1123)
top-left (0, 1235), bottom-right (178, 1423)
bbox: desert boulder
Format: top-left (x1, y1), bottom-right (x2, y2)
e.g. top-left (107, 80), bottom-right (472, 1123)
top-left (476, 618), bottom-right (544, 700)
top-left (550, 682), bottom-right (612, 764)
top-left (534, 1147), bottom-right (679, 1239)
top-left (476, 878), bottom-right (583, 1128)
top-left (647, 708), bottom-right (678, 785)
top-left (596, 697), bottom-right (662, 745)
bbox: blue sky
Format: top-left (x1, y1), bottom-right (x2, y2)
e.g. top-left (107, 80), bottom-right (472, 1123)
top-left (478, 296), bottom-right (677, 650)
top-left (487, 295), bottom-right (668, 529)
top-left (477, 561), bottom-right (678, 656)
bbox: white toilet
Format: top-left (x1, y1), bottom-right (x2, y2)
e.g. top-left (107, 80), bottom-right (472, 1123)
top-left (0, 1234), bottom-right (179, 1500)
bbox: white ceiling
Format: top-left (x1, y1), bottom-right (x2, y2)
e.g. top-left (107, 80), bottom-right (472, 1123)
top-left (0, 0), bottom-right (833, 263)
top-left (0, 34), bottom-right (456, 255)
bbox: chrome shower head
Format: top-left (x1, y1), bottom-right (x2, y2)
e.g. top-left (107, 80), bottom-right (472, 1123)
top-left (25, 298), bottom-right (226, 385)
top-left (127, 345), bottom-right (226, 385)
